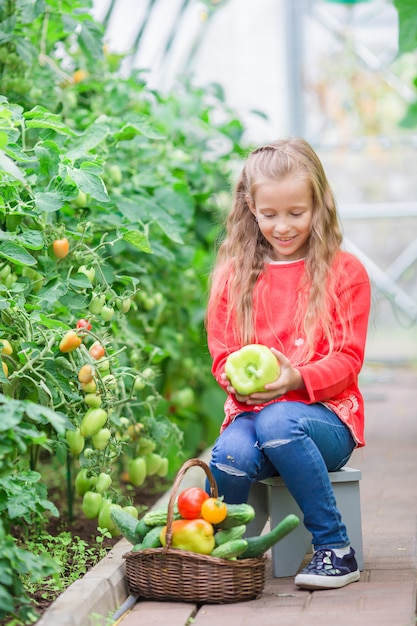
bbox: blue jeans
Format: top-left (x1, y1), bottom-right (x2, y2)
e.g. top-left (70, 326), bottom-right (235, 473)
top-left (209, 401), bottom-right (356, 550)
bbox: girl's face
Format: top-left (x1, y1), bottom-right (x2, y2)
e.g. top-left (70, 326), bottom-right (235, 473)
top-left (248, 175), bottom-right (314, 262)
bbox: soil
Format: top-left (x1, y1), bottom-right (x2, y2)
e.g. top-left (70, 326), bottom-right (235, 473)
top-left (8, 474), bottom-right (169, 625)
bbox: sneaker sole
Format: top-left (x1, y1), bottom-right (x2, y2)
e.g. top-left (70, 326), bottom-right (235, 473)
top-left (294, 570), bottom-right (360, 590)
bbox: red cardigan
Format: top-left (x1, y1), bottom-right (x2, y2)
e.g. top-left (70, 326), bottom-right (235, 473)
top-left (207, 251), bottom-right (371, 446)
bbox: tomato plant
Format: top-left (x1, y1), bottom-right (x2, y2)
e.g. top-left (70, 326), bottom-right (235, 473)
top-left (177, 487), bottom-right (209, 520)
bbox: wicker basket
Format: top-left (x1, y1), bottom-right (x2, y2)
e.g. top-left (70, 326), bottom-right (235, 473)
top-left (123, 458), bottom-right (266, 604)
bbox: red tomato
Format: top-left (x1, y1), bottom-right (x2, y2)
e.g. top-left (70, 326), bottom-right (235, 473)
top-left (177, 487), bottom-right (209, 520)
top-left (76, 318), bottom-right (92, 331)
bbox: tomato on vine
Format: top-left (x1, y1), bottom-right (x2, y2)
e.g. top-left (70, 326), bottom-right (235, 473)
top-left (53, 238), bottom-right (69, 259)
top-left (59, 330), bottom-right (82, 353)
top-left (76, 318), bottom-right (92, 331)
top-left (78, 363), bottom-right (94, 384)
top-left (100, 306), bottom-right (114, 322)
top-left (89, 341), bottom-right (105, 360)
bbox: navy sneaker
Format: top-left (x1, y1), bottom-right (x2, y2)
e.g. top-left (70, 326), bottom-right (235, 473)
top-left (294, 547), bottom-right (360, 590)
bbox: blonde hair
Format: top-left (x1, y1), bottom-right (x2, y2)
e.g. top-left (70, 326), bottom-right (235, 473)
top-left (207, 137), bottom-right (348, 364)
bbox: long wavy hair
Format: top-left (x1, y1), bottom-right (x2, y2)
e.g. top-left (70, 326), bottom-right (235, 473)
top-left (206, 138), bottom-right (348, 364)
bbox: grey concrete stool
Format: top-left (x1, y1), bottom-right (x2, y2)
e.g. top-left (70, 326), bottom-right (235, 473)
top-left (247, 467), bottom-right (363, 577)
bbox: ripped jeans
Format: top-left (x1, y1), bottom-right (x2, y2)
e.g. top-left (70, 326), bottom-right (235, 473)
top-left (208, 401), bottom-right (356, 550)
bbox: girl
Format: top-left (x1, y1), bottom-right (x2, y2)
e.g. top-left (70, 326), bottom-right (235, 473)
top-left (205, 138), bottom-right (371, 590)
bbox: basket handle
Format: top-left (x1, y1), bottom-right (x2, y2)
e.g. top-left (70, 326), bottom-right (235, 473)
top-left (163, 458), bottom-right (218, 553)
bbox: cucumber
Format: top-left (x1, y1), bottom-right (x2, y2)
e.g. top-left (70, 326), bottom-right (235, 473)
top-left (214, 524), bottom-right (247, 546)
top-left (142, 505), bottom-right (181, 527)
top-left (110, 508), bottom-right (151, 544)
top-left (217, 503), bottom-right (255, 529)
top-left (211, 539), bottom-right (248, 559)
top-left (141, 525), bottom-right (164, 549)
top-left (239, 514), bottom-right (300, 559)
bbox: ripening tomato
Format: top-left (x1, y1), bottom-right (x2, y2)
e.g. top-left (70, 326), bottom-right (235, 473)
top-left (78, 363), bottom-right (94, 384)
top-left (200, 497), bottom-right (228, 524)
top-left (53, 238), bottom-right (69, 259)
top-left (59, 330), bottom-right (82, 353)
top-left (177, 487), bottom-right (209, 520)
top-left (1, 339), bottom-right (13, 356)
top-left (89, 342), bottom-right (105, 360)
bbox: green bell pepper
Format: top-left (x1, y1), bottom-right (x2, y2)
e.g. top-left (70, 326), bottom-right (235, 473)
top-left (225, 344), bottom-right (280, 395)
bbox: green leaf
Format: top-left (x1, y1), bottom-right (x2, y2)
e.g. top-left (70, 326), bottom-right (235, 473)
top-left (24, 106), bottom-right (77, 136)
top-left (0, 149), bottom-right (25, 182)
top-left (113, 118), bottom-right (165, 142)
top-left (67, 123), bottom-right (110, 159)
top-left (0, 241), bottom-right (37, 266)
top-left (38, 314), bottom-right (71, 331)
top-left (34, 191), bottom-right (65, 213)
top-left (394, 0), bottom-right (417, 53)
top-left (25, 403), bottom-right (72, 434)
top-left (16, 229), bottom-right (44, 250)
top-left (68, 166), bottom-right (109, 202)
top-left (0, 399), bottom-right (22, 430)
top-left (121, 229), bottom-right (153, 253)
top-left (37, 280), bottom-right (69, 304)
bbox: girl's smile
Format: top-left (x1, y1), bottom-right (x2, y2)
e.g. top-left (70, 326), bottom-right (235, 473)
top-left (248, 176), bottom-right (314, 262)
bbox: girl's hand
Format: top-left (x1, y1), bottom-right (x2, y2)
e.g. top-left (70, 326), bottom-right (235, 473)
top-left (224, 348), bottom-right (305, 405)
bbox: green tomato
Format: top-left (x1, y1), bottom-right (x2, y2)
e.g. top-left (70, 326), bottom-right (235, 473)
top-left (95, 472), bottom-right (112, 494)
top-left (156, 457), bottom-right (169, 477)
top-left (74, 190), bottom-right (88, 208)
top-left (84, 393), bottom-right (102, 408)
top-left (100, 305), bottom-right (114, 322)
top-left (137, 437), bottom-right (156, 456)
top-left (78, 265), bottom-right (95, 282)
top-left (80, 407), bottom-right (108, 437)
top-left (224, 344), bottom-right (280, 395)
top-left (171, 387), bottom-right (195, 409)
top-left (133, 375), bottom-right (146, 391)
top-left (144, 452), bottom-right (163, 476)
top-left (92, 428), bottom-right (111, 450)
top-left (65, 428), bottom-right (85, 456)
top-left (82, 491), bottom-right (103, 519)
top-left (98, 500), bottom-right (121, 535)
top-left (83, 447), bottom-right (95, 459)
top-left (89, 294), bottom-right (106, 314)
top-left (102, 374), bottom-right (117, 390)
top-left (75, 468), bottom-right (96, 497)
top-left (128, 457), bottom-right (147, 487)
top-left (116, 297), bottom-right (131, 313)
top-left (123, 505), bottom-right (138, 519)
